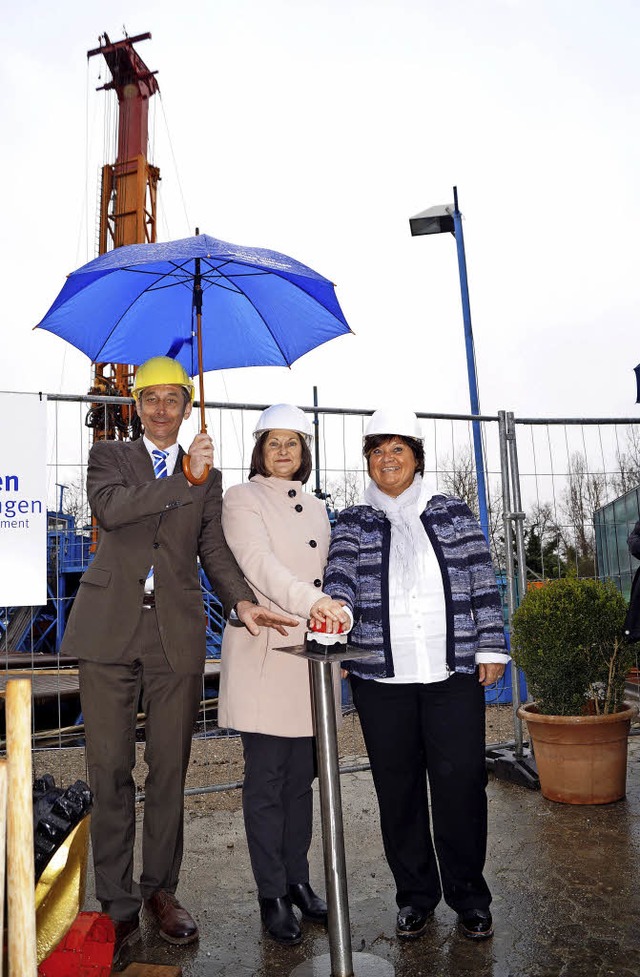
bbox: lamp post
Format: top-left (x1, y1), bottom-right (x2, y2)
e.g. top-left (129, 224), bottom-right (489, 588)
top-left (409, 186), bottom-right (490, 541)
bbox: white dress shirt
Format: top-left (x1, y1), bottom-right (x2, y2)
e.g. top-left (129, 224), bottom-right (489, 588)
top-left (143, 437), bottom-right (180, 593)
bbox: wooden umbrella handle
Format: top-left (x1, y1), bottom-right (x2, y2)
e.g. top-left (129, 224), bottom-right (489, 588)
top-left (182, 454), bottom-right (209, 485)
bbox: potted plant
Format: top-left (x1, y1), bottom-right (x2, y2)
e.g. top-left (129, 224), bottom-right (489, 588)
top-left (511, 577), bottom-right (638, 804)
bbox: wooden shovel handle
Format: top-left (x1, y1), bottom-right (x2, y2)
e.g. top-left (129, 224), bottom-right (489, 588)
top-left (182, 455), bottom-right (209, 485)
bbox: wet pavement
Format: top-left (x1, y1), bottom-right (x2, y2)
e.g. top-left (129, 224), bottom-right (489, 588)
top-left (95, 734), bottom-right (640, 977)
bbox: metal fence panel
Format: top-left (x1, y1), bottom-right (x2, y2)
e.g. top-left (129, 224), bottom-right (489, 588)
top-left (2, 392), bottom-right (579, 794)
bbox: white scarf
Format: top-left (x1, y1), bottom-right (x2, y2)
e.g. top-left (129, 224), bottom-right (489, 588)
top-left (363, 474), bottom-right (434, 590)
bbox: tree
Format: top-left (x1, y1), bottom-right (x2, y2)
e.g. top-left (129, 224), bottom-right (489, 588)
top-left (436, 447), bottom-right (504, 569)
top-left (523, 502), bottom-right (566, 580)
top-left (438, 448), bottom-right (479, 516)
top-left (324, 469), bottom-right (364, 510)
top-left (559, 452), bottom-right (607, 577)
top-left (612, 426), bottom-right (640, 497)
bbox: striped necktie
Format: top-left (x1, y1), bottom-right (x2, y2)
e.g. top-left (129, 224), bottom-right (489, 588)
top-left (146, 449), bottom-right (169, 591)
top-left (152, 449), bottom-right (168, 479)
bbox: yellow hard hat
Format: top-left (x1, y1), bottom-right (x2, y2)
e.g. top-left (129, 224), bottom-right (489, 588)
top-left (131, 357), bottom-right (195, 402)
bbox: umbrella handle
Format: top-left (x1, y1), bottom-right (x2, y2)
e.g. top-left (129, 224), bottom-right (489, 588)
top-left (182, 455), bottom-right (210, 485)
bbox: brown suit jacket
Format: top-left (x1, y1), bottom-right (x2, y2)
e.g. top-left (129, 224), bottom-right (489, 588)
top-left (61, 438), bottom-right (255, 674)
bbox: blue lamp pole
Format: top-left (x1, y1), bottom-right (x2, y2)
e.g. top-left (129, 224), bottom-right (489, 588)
top-left (409, 186), bottom-right (490, 541)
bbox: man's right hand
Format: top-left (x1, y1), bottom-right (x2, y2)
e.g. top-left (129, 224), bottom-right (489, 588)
top-left (236, 601), bottom-right (297, 637)
top-left (186, 432), bottom-right (214, 481)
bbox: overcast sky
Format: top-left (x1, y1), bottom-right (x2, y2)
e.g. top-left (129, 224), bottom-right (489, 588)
top-left (2, 0), bottom-right (640, 422)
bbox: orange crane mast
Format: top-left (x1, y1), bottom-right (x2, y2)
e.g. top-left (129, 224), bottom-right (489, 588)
top-left (86, 31), bottom-right (160, 440)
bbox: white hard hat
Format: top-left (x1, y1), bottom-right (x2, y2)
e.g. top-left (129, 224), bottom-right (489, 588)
top-left (253, 404), bottom-right (313, 440)
top-left (364, 408), bottom-right (423, 440)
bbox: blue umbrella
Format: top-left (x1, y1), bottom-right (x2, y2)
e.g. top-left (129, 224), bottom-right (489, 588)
top-left (35, 232), bottom-right (352, 482)
top-left (36, 233), bottom-right (351, 372)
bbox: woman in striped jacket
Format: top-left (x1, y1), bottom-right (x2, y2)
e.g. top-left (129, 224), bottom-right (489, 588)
top-left (323, 408), bottom-right (509, 943)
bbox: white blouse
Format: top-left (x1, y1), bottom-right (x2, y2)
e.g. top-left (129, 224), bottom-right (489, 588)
top-left (377, 532), bottom-right (449, 685)
top-left (373, 483), bottom-right (509, 685)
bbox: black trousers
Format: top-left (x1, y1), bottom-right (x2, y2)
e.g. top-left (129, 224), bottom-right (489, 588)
top-left (351, 672), bottom-right (492, 914)
top-left (240, 732), bottom-right (315, 899)
top-left (79, 609), bottom-right (202, 921)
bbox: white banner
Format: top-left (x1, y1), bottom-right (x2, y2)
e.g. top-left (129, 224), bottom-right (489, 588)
top-left (0, 393), bottom-right (47, 607)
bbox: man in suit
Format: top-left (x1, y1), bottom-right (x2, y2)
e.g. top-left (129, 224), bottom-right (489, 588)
top-left (61, 356), bottom-right (296, 962)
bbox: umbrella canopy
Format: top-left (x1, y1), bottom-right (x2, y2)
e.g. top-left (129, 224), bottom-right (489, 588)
top-left (35, 233), bottom-right (352, 374)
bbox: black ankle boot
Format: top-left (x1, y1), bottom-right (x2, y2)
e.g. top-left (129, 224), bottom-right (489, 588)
top-left (288, 882), bottom-right (328, 925)
top-left (259, 895), bottom-right (302, 945)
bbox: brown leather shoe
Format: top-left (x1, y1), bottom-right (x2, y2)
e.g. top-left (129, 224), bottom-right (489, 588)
top-left (112, 917), bottom-right (141, 965)
top-left (144, 889), bottom-right (199, 945)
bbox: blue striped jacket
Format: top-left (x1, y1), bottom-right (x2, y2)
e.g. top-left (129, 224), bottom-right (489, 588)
top-left (323, 494), bottom-right (506, 679)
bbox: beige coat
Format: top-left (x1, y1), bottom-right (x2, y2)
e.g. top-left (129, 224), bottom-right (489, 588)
top-left (219, 474), bottom-right (338, 737)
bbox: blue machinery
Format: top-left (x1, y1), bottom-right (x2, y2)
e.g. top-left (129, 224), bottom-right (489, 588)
top-left (1, 511), bottom-right (226, 660)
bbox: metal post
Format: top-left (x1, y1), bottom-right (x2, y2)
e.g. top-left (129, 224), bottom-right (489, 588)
top-left (487, 414), bottom-right (538, 788)
top-left (505, 411), bottom-right (530, 760)
top-left (310, 658), bottom-right (353, 975)
top-left (278, 643), bottom-right (394, 977)
top-left (506, 412), bottom-right (529, 674)
top-left (498, 411), bottom-right (524, 757)
top-left (55, 571), bottom-right (66, 654)
top-left (451, 186), bottom-right (490, 542)
top-left (498, 411), bottom-right (516, 618)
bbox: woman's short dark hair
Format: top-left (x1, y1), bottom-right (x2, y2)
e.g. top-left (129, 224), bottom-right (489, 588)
top-left (249, 431), bottom-right (313, 484)
top-left (363, 434), bottom-right (425, 476)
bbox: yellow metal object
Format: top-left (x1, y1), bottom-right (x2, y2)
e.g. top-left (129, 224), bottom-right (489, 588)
top-left (35, 816), bottom-right (91, 965)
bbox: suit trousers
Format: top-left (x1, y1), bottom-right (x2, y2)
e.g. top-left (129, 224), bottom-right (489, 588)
top-left (240, 731), bottom-right (314, 899)
top-left (351, 671), bottom-right (492, 914)
top-left (79, 608), bottom-right (202, 921)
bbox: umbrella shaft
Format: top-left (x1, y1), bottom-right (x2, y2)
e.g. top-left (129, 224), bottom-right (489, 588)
top-left (195, 310), bottom-right (207, 433)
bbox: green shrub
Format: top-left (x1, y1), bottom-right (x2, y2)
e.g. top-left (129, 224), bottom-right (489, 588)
top-left (510, 577), bottom-right (633, 716)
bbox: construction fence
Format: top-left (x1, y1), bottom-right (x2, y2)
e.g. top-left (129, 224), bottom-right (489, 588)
top-left (2, 392), bottom-right (640, 795)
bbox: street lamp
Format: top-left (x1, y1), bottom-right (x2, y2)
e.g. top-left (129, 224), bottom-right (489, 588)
top-left (409, 186), bottom-right (490, 541)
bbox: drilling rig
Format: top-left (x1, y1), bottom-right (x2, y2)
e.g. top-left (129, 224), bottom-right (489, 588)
top-left (86, 31), bottom-right (160, 440)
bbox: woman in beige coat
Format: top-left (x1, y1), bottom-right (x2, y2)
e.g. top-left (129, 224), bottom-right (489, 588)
top-left (219, 404), bottom-right (348, 946)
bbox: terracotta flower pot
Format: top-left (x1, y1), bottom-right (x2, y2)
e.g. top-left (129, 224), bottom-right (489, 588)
top-left (517, 701), bottom-right (639, 804)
